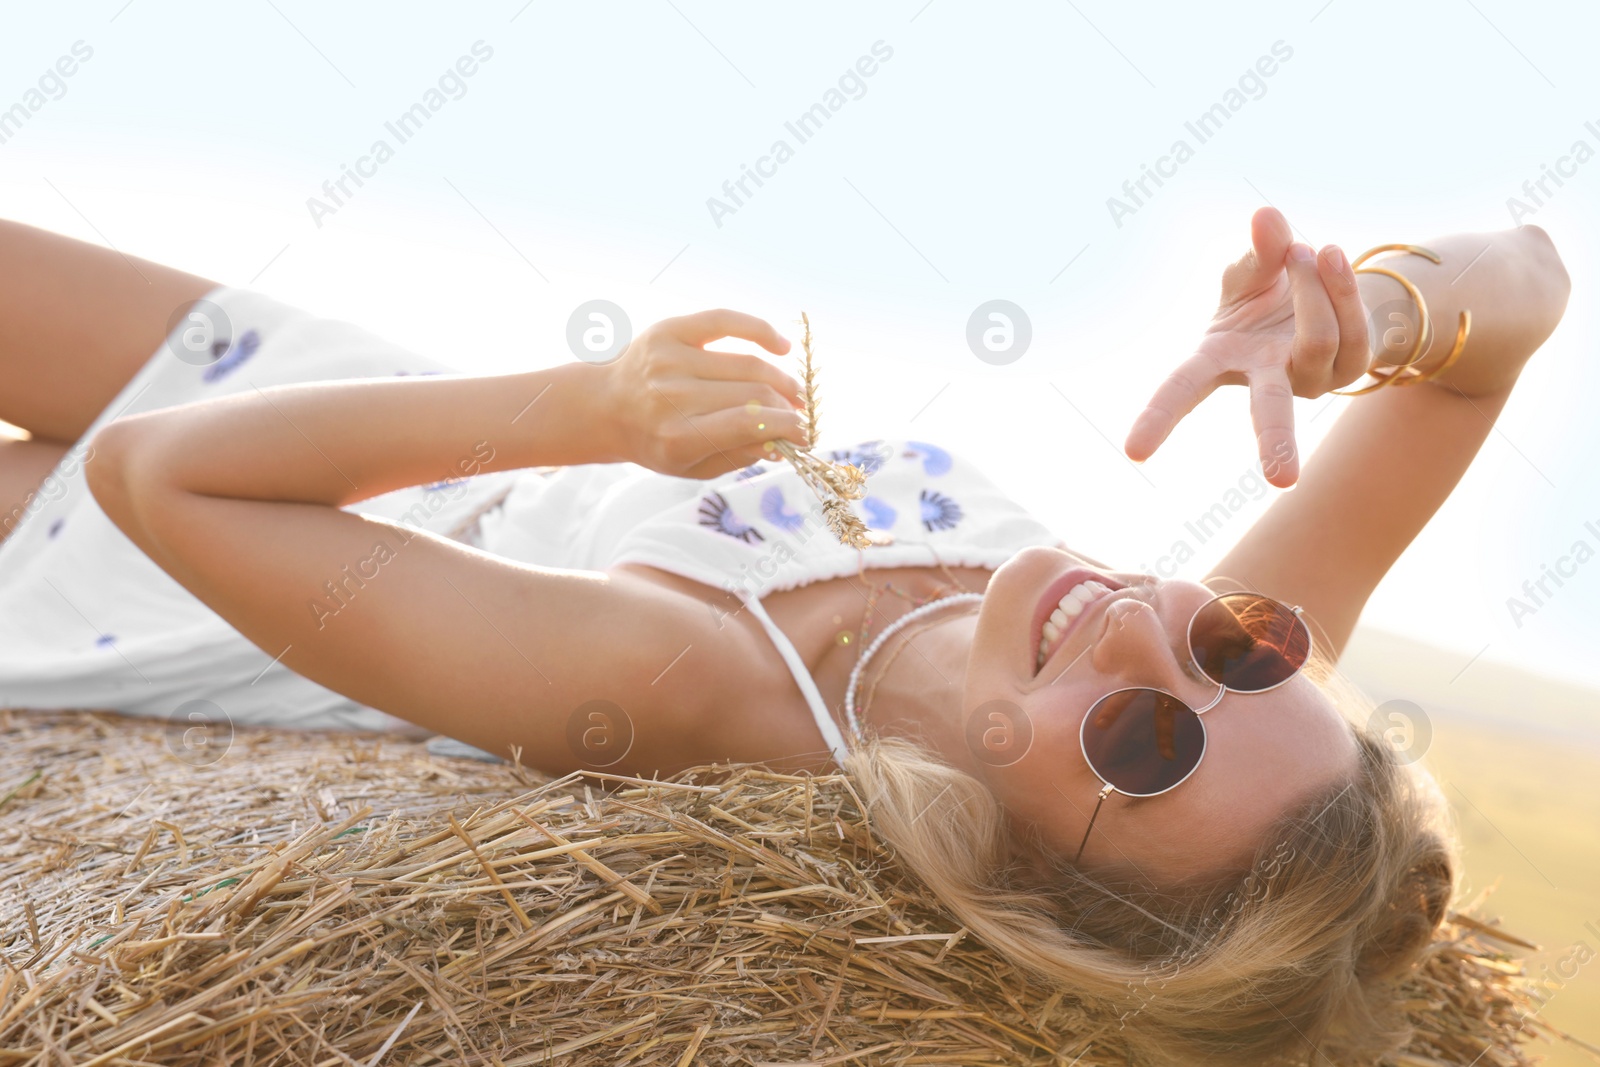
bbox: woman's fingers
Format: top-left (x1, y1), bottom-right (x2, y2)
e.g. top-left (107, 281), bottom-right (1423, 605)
top-left (1248, 368), bottom-right (1299, 487)
top-left (1284, 242), bottom-right (1341, 392)
top-left (694, 348), bottom-right (805, 405)
top-left (667, 309), bottom-right (792, 355)
top-left (673, 403), bottom-right (807, 470)
top-left (716, 402), bottom-right (808, 452)
top-left (685, 379), bottom-right (799, 416)
top-left (1316, 244), bottom-right (1372, 388)
top-left (1124, 352), bottom-right (1223, 462)
top-left (682, 438), bottom-right (790, 480)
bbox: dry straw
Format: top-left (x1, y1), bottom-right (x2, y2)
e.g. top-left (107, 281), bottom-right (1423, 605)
top-left (771, 312), bottom-right (873, 550)
top-left (0, 708), bottom-right (1590, 1065)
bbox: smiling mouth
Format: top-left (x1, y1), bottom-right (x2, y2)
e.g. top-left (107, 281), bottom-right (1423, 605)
top-left (1030, 567), bottom-right (1127, 677)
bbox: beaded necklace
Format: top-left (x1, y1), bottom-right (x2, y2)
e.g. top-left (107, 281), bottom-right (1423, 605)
top-left (843, 553), bottom-right (984, 739)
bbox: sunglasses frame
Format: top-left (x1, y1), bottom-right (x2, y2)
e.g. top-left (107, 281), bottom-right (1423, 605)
top-left (1071, 591), bottom-right (1313, 865)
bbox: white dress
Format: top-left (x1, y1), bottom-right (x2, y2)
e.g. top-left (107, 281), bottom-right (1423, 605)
top-left (0, 286), bottom-right (524, 733)
top-left (0, 286), bottom-right (1066, 758)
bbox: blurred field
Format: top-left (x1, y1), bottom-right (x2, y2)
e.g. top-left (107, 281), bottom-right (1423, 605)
top-left (1342, 626), bottom-right (1600, 1066)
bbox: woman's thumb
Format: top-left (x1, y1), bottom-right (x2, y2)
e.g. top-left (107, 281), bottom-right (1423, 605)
top-left (1217, 206), bottom-right (1293, 308)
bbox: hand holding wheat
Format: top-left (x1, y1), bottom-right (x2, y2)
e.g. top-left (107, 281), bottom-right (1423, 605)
top-left (594, 307), bottom-right (873, 545)
top-left (595, 309), bottom-right (809, 479)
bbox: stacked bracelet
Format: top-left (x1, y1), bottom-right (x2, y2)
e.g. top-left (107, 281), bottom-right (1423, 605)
top-left (1329, 243), bottom-right (1473, 396)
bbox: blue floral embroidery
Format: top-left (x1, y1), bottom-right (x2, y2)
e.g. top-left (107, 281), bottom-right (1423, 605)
top-left (759, 486), bottom-right (806, 533)
top-left (920, 489), bottom-right (963, 532)
top-left (734, 462), bottom-right (767, 481)
top-left (861, 497), bottom-right (897, 529)
top-left (95, 634), bottom-right (117, 648)
top-left (827, 440), bottom-right (890, 475)
top-left (47, 518), bottom-right (65, 539)
top-left (202, 329), bottom-right (261, 383)
top-left (904, 441), bottom-right (953, 477)
top-left (698, 491), bottom-right (764, 543)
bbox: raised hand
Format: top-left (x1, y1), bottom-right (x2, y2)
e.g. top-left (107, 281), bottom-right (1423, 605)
top-left (1123, 206), bottom-right (1374, 487)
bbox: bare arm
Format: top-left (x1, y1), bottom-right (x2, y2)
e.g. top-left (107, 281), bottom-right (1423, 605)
top-left (89, 306), bottom-right (806, 517)
top-left (91, 360), bottom-right (622, 514)
top-left (82, 311), bottom-right (807, 773)
top-left (1204, 223), bottom-right (1571, 658)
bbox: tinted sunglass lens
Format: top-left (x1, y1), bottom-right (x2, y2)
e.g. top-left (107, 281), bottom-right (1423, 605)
top-left (1190, 593), bottom-right (1310, 691)
top-left (1080, 689), bottom-right (1205, 796)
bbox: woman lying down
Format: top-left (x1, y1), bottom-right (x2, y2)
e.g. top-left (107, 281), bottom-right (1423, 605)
top-left (0, 206), bottom-right (1571, 1065)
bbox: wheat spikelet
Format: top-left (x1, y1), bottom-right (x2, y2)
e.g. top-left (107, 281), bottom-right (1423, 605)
top-left (770, 312), bottom-right (872, 548)
top-left (799, 311), bottom-right (820, 450)
top-left (822, 498), bottom-right (871, 549)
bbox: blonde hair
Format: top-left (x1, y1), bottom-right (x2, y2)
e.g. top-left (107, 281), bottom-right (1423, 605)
top-left (842, 643), bottom-right (1460, 1066)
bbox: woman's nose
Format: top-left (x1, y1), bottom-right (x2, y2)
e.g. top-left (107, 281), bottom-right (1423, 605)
top-left (1090, 596), bottom-right (1216, 702)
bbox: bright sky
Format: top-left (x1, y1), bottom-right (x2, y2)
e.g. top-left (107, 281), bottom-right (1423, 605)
top-left (4, 0), bottom-right (1598, 691)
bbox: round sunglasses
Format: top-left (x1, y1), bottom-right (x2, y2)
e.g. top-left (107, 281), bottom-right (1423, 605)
top-left (1071, 591), bottom-right (1313, 865)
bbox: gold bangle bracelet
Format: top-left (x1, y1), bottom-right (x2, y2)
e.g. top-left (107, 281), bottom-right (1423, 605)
top-left (1391, 308), bottom-right (1472, 387)
top-left (1352, 243), bottom-right (1441, 268)
top-left (1329, 244), bottom-right (1440, 397)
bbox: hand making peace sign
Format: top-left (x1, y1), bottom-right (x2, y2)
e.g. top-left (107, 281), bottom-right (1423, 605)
top-left (1123, 206), bottom-right (1376, 488)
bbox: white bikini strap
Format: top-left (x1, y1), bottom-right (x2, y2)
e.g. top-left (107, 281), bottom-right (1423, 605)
top-left (738, 592), bottom-right (852, 765)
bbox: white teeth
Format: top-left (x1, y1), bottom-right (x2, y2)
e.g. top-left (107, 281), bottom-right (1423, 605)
top-left (1036, 580), bottom-right (1113, 671)
top-left (1060, 580), bottom-right (1109, 612)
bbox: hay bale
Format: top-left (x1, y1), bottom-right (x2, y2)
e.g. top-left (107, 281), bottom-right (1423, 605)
top-left (0, 709), bottom-right (1578, 1065)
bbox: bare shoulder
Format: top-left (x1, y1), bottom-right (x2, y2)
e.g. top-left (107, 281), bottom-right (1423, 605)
top-left (607, 562), bottom-right (838, 774)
